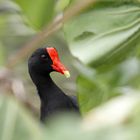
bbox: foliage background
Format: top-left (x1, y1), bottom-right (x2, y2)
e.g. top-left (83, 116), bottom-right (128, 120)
top-left (0, 0), bottom-right (140, 140)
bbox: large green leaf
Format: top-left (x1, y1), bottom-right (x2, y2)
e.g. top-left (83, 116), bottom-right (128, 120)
top-left (14, 0), bottom-right (55, 29)
top-left (64, 1), bottom-right (140, 67)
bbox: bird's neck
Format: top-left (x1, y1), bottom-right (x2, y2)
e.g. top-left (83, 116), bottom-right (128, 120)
top-left (30, 72), bottom-right (65, 121)
top-left (32, 73), bottom-right (58, 101)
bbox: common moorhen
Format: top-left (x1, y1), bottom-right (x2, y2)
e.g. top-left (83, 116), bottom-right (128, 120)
top-left (28, 47), bottom-right (79, 121)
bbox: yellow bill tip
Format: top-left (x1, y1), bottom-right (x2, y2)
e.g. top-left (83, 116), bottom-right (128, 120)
top-left (64, 71), bottom-right (70, 78)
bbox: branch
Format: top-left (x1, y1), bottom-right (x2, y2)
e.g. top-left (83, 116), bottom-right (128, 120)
top-left (6, 0), bottom-right (96, 68)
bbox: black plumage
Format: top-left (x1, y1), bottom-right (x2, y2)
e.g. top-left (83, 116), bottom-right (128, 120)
top-left (28, 48), bottom-right (79, 122)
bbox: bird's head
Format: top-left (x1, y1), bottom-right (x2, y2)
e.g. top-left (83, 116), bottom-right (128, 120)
top-left (28, 47), bottom-right (70, 78)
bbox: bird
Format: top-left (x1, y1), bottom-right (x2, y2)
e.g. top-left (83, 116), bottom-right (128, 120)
top-left (28, 47), bottom-right (79, 122)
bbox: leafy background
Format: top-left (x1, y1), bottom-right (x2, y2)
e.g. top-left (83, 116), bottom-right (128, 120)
top-left (0, 0), bottom-right (140, 139)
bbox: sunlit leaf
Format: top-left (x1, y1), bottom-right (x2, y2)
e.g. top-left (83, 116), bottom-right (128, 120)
top-left (83, 94), bottom-right (140, 130)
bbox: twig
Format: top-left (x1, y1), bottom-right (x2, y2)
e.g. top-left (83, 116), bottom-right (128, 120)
top-left (6, 0), bottom-right (96, 68)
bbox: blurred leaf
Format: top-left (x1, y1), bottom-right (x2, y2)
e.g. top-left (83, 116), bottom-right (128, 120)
top-left (74, 62), bottom-right (120, 114)
top-left (0, 43), bottom-right (5, 66)
top-left (77, 73), bottom-right (120, 114)
top-left (64, 1), bottom-right (140, 68)
top-left (0, 1), bottom-right (34, 37)
top-left (55, 0), bottom-right (70, 12)
top-left (83, 94), bottom-right (140, 130)
top-left (0, 95), bottom-right (43, 140)
top-left (76, 57), bottom-right (140, 114)
top-left (14, 0), bottom-right (55, 29)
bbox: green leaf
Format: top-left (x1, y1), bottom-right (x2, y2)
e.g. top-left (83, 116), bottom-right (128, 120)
top-left (76, 57), bottom-right (140, 114)
top-left (14, 0), bottom-right (55, 29)
top-left (0, 95), bottom-right (43, 140)
top-left (64, 2), bottom-right (140, 68)
top-left (77, 73), bottom-right (120, 114)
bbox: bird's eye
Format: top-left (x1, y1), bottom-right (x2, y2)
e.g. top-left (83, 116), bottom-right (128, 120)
top-left (40, 54), bottom-right (48, 60)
